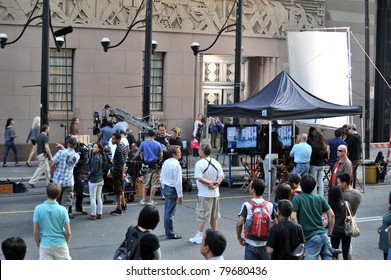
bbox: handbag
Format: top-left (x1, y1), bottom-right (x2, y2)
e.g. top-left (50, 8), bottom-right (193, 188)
top-left (291, 243), bottom-right (305, 260)
top-left (344, 201), bottom-right (360, 237)
top-left (190, 139), bottom-right (199, 149)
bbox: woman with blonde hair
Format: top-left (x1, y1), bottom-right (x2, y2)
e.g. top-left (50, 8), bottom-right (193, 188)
top-left (26, 116), bottom-right (41, 167)
top-left (69, 117), bottom-right (80, 134)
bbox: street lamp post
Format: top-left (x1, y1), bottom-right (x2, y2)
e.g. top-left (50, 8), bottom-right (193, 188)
top-left (101, 0), bottom-right (156, 123)
top-left (233, 0), bottom-right (242, 125)
top-left (190, 0), bottom-right (242, 123)
top-left (40, 0), bottom-right (50, 126)
top-left (364, 0), bottom-right (370, 159)
top-left (143, 0), bottom-right (153, 122)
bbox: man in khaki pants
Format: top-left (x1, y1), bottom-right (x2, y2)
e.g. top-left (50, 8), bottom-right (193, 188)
top-left (28, 124), bottom-right (52, 188)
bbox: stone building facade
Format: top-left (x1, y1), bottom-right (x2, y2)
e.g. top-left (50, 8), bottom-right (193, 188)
top-left (0, 0), bottom-right (376, 153)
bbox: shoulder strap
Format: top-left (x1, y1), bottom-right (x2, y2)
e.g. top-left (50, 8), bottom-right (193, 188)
top-left (203, 158), bottom-right (218, 174)
top-left (345, 201), bottom-right (353, 217)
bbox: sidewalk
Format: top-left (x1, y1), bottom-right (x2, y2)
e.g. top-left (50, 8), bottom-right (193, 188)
top-left (0, 148), bottom-right (383, 188)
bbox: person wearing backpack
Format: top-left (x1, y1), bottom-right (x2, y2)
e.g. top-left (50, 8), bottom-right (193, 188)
top-left (236, 178), bottom-right (277, 260)
top-left (114, 205), bottom-right (161, 260)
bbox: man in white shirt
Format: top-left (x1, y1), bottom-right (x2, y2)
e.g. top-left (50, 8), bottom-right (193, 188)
top-left (160, 145), bottom-right (183, 239)
top-left (189, 144), bottom-right (224, 244)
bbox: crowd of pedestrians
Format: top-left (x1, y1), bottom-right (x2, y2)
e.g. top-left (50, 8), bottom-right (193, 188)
top-left (3, 119), bottom-right (391, 261)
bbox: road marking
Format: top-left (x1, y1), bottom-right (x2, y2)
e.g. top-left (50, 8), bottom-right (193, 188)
top-left (356, 216), bottom-right (382, 223)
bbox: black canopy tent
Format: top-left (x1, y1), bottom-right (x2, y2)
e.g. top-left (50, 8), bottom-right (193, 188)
top-left (207, 71), bottom-right (364, 198)
top-left (207, 71), bottom-right (362, 119)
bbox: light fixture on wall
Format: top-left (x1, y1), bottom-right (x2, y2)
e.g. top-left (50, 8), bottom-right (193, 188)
top-left (100, 0), bottom-right (156, 122)
top-left (0, 2), bottom-right (71, 126)
top-left (190, 0), bottom-right (242, 125)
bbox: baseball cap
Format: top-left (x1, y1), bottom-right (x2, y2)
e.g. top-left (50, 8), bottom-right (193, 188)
top-left (67, 137), bottom-right (77, 146)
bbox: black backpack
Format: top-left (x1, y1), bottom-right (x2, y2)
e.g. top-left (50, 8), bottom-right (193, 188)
top-left (113, 226), bottom-right (148, 260)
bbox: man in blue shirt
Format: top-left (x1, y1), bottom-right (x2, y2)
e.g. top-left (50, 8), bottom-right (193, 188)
top-left (328, 128), bottom-right (347, 169)
top-left (132, 130), bottom-right (163, 205)
top-left (33, 182), bottom-right (71, 260)
top-left (290, 134), bottom-right (312, 176)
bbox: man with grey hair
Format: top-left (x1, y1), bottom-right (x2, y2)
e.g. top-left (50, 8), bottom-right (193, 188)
top-left (290, 133), bottom-right (312, 176)
top-left (189, 144), bottom-right (224, 244)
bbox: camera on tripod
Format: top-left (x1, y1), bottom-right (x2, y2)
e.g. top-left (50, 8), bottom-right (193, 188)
top-left (139, 163), bottom-right (149, 176)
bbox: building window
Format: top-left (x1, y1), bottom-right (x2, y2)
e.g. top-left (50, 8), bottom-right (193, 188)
top-left (150, 52), bottom-right (164, 111)
top-left (49, 48), bottom-right (73, 111)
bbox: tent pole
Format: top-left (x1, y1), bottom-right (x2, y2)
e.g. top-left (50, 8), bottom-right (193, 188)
top-left (268, 121), bottom-right (272, 200)
top-left (361, 116), bottom-right (366, 193)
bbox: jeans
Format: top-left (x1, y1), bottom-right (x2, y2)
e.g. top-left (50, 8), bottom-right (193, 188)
top-left (244, 243), bottom-right (271, 260)
top-left (74, 175), bottom-right (84, 210)
top-left (351, 160), bottom-right (360, 188)
top-left (88, 180), bottom-right (104, 216)
top-left (292, 163), bottom-right (310, 177)
top-left (29, 153), bottom-right (50, 185)
top-left (3, 140), bottom-right (18, 164)
top-left (59, 186), bottom-right (74, 211)
top-left (310, 165), bottom-right (325, 196)
top-left (163, 185), bottom-right (178, 237)
top-left (304, 232), bottom-right (333, 260)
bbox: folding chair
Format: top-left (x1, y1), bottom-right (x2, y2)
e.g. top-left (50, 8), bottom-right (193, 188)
top-left (240, 157), bottom-right (263, 192)
top-left (275, 159), bottom-right (291, 193)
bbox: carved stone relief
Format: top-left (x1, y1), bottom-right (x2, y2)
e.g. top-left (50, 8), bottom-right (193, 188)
top-left (0, 0), bottom-right (325, 38)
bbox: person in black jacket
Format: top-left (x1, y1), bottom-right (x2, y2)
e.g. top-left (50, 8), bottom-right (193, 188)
top-left (345, 124), bottom-right (362, 189)
top-left (266, 199), bottom-right (305, 260)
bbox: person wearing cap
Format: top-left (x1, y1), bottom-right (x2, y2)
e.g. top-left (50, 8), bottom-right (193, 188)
top-left (189, 144), bottom-right (224, 245)
top-left (345, 124), bottom-right (362, 189)
top-left (50, 137), bottom-right (80, 219)
top-left (132, 129), bottom-right (163, 205)
top-left (69, 133), bottom-right (89, 215)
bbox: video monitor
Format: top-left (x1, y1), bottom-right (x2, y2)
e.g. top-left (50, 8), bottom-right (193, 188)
top-left (224, 125), bottom-right (259, 153)
top-left (275, 124), bottom-right (293, 148)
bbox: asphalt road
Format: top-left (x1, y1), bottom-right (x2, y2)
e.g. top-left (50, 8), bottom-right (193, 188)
top-left (0, 174), bottom-right (390, 260)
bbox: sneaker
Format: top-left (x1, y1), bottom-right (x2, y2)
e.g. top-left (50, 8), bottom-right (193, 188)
top-left (110, 209), bottom-right (123, 216)
top-left (29, 183), bottom-right (36, 188)
top-left (188, 234), bottom-right (202, 244)
top-left (138, 199), bottom-right (147, 205)
top-left (122, 204), bottom-right (127, 212)
top-left (88, 215), bottom-right (96, 220)
top-left (96, 214), bottom-right (102, 219)
top-left (149, 200), bottom-right (157, 205)
top-left (68, 213), bottom-right (74, 219)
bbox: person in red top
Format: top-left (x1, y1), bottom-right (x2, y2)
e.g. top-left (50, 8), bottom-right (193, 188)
top-left (329, 145), bottom-right (352, 187)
